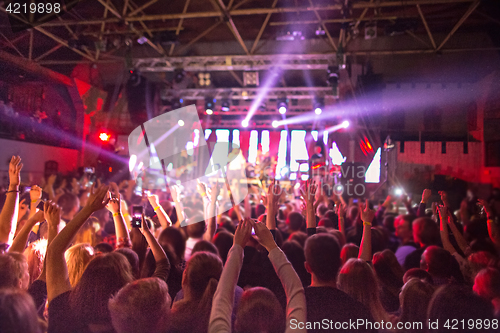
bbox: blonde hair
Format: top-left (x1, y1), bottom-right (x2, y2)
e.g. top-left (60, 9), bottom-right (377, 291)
top-left (24, 239), bottom-right (47, 285)
top-left (337, 258), bottom-right (390, 323)
top-left (73, 218), bottom-right (101, 246)
top-left (65, 243), bottom-right (94, 286)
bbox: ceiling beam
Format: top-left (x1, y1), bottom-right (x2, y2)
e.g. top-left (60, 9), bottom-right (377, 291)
top-left (214, 0), bottom-right (250, 55)
top-left (308, 0), bottom-right (337, 51)
top-left (417, 4), bottom-right (436, 50)
top-left (250, 0), bottom-right (279, 54)
top-left (127, 0), bottom-right (158, 17)
top-left (37, 0), bottom-right (476, 27)
top-left (0, 32), bottom-right (25, 57)
top-left (169, 0), bottom-right (191, 56)
top-left (437, 0), bottom-right (480, 51)
top-left (34, 44), bottom-right (63, 61)
top-left (0, 49), bottom-right (73, 86)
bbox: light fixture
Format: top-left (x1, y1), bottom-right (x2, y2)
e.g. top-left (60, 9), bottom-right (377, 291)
top-left (221, 99), bottom-right (230, 112)
top-left (241, 120), bottom-right (249, 127)
top-left (277, 96), bottom-right (288, 114)
top-left (313, 97), bottom-right (324, 115)
top-left (243, 72), bottom-right (259, 87)
top-left (178, 119), bottom-right (185, 127)
top-left (198, 72), bottom-right (211, 86)
top-left (205, 97), bottom-right (215, 115)
top-left (342, 120), bottom-right (349, 128)
top-left (172, 97), bottom-right (182, 109)
top-left (99, 132), bottom-right (111, 142)
top-left (272, 120), bottom-right (278, 128)
top-left (174, 69), bottom-right (185, 83)
top-left (137, 36), bottom-right (148, 45)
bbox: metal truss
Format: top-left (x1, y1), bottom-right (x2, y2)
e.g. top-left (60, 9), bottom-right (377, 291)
top-left (134, 54), bottom-right (334, 72)
top-left (161, 87), bottom-right (335, 100)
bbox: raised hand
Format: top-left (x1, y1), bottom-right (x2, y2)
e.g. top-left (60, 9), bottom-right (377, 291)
top-left (234, 218), bottom-right (252, 248)
top-left (170, 185), bottom-right (180, 202)
top-left (422, 189), bottom-right (432, 203)
top-left (47, 174), bottom-right (57, 186)
top-left (197, 180), bottom-right (208, 198)
top-left (210, 181), bottom-right (220, 203)
top-left (30, 185), bottom-right (43, 202)
top-left (478, 199), bottom-right (494, 219)
top-left (301, 179), bottom-right (318, 206)
top-left (44, 201), bottom-right (61, 228)
top-left (139, 214), bottom-right (152, 236)
top-left (267, 179), bottom-right (282, 209)
top-left (106, 193), bottom-right (121, 214)
top-left (437, 204), bottom-right (448, 223)
top-left (109, 182), bottom-right (120, 197)
top-left (250, 219), bottom-right (277, 252)
top-left (359, 200), bottom-right (375, 223)
top-left (84, 184), bottom-right (110, 212)
top-left (8, 155), bottom-right (23, 189)
top-left (439, 191), bottom-right (449, 207)
top-left (336, 201), bottom-right (346, 218)
top-left (147, 193), bottom-right (160, 209)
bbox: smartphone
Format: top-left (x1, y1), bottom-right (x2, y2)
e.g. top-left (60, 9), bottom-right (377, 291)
top-left (36, 200), bottom-right (45, 210)
top-left (24, 186), bottom-right (31, 192)
top-left (84, 167), bottom-right (95, 174)
top-left (131, 205), bottom-right (143, 228)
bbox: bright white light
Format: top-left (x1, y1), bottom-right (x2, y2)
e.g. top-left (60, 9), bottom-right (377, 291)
top-left (206, 109), bottom-right (213, 115)
top-left (242, 120), bottom-right (249, 127)
top-left (137, 161), bottom-right (144, 170)
top-left (289, 172), bottom-right (297, 180)
top-left (315, 107), bottom-right (322, 115)
top-left (365, 148), bottom-right (381, 183)
top-left (301, 174), bottom-right (309, 180)
top-left (329, 142), bottom-right (346, 165)
top-left (290, 130), bottom-right (309, 172)
top-left (395, 188), bottom-right (403, 196)
top-left (248, 130), bottom-right (258, 164)
top-left (342, 120), bottom-right (350, 128)
top-left (193, 129), bottom-right (200, 147)
top-left (279, 106), bottom-right (287, 114)
top-left (323, 131), bottom-right (328, 146)
top-left (276, 130), bottom-right (288, 177)
top-left (280, 166), bottom-right (289, 176)
top-left (294, 182), bottom-right (301, 190)
top-left (185, 141), bottom-right (194, 156)
top-left (272, 120), bottom-right (278, 128)
top-left (204, 129), bottom-right (212, 140)
top-left (232, 129), bottom-right (240, 146)
top-left (311, 131), bottom-right (318, 141)
top-left (178, 119), bottom-right (185, 126)
top-left (261, 131), bottom-right (270, 154)
top-left (129, 154), bottom-right (137, 172)
top-left (167, 163), bottom-right (173, 171)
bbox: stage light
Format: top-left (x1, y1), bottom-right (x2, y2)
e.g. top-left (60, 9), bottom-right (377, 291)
top-left (313, 97), bottom-right (324, 115)
top-left (221, 99), bottom-right (230, 112)
top-left (137, 36), bottom-right (148, 44)
top-left (129, 154), bottom-right (137, 172)
top-left (178, 119), bottom-right (185, 126)
top-left (198, 72), bottom-right (211, 86)
top-left (277, 96), bottom-right (288, 114)
top-left (272, 120), bottom-right (278, 128)
top-left (342, 120), bottom-right (349, 128)
top-left (241, 120), bottom-right (249, 127)
top-left (174, 69), bottom-right (185, 83)
top-left (394, 188), bottom-right (403, 196)
top-left (205, 97), bottom-right (215, 115)
top-left (99, 132), bottom-right (111, 142)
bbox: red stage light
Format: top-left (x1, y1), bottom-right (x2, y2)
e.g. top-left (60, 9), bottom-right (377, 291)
top-left (99, 132), bottom-right (111, 142)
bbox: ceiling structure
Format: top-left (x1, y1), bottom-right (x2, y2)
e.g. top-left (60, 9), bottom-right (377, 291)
top-left (0, 0), bottom-right (499, 129)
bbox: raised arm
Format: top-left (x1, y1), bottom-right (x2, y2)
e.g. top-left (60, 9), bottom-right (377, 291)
top-left (304, 180), bottom-right (318, 231)
top-left (38, 201), bottom-right (61, 283)
top-left (251, 220), bottom-right (306, 333)
top-left (209, 219), bottom-right (252, 333)
top-left (337, 201), bottom-right (346, 237)
top-left (265, 179), bottom-right (281, 231)
top-left (358, 200), bottom-right (374, 262)
top-left (203, 181), bottom-right (219, 242)
top-left (479, 199), bottom-right (500, 249)
top-left (46, 185), bottom-right (109, 303)
top-left (438, 205), bottom-right (457, 255)
top-left (105, 193), bottom-right (131, 248)
top-left (139, 214), bottom-right (170, 281)
top-left (8, 209), bottom-right (45, 253)
top-left (28, 185), bottom-right (43, 220)
top-left (147, 193), bottom-right (172, 229)
top-left (417, 189), bottom-right (432, 217)
top-left (0, 156), bottom-right (23, 244)
top-left (170, 185), bottom-right (186, 226)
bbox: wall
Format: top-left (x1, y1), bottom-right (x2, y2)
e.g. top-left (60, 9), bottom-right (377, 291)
top-left (0, 138), bottom-right (79, 187)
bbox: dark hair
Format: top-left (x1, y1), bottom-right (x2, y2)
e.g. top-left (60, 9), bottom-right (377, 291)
top-left (423, 246), bottom-right (453, 278)
top-left (304, 234), bottom-right (341, 282)
top-left (427, 284), bottom-right (494, 332)
top-left (372, 249), bottom-right (404, 290)
top-left (186, 215), bottom-right (206, 239)
top-left (235, 287), bottom-right (285, 333)
top-left (286, 212), bottom-right (304, 232)
top-left (282, 240), bottom-right (310, 287)
top-left (69, 252), bottom-right (134, 326)
top-left (317, 203), bottom-right (328, 217)
top-left (192, 240), bottom-right (219, 256)
top-left (0, 289), bottom-right (41, 333)
top-left (114, 248), bottom-right (140, 279)
top-left (403, 268), bottom-right (433, 284)
top-left (212, 231), bottom-right (234, 264)
top-left (413, 217), bottom-right (440, 246)
top-left (94, 242), bottom-right (114, 254)
top-left (159, 227), bottom-right (186, 261)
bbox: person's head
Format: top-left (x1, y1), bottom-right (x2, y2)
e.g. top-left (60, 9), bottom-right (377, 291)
top-left (159, 227), bottom-right (186, 261)
top-left (181, 251), bottom-right (223, 302)
top-left (473, 268), bottom-right (500, 301)
top-left (340, 243), bottom-right (359, 266)
top-left (289, 231), bottom-right (307, 248)
top-left (316, 203), bottom-right (328, 218)
top-left (286, 212), bottom-right (304, 232)
top-left (337, 258), bottom-right (388, 322)
top-left (235, 287), bottom-right (285, 333)
top-left (186, 215), bottom-right (206, 239)
top-left (0, 252), bottom-right (29, 290)
top-left (394, 214), bottom-right (414, 242)
top-left (466, 251), bottom-right (496, 283)
top-left (192, 240), bottom-right (219, 256)
top-left (212, 231), bottom-right (234, 264)
top-left (347, 205), bottom-right (359, 224)
top-left (399, 278), bottom-right (434, 327)
top-left (23, 239), bottom-right (47, 285)
top-left (57, 192), bottom-right (80, 218)
top-left (114, 248), bottom-right (140, 279)
top-left (94, 242), bottom-right (114, 255)
top-left (255, 204), bottom-right (266, 218)
top-left (109, 278), bottom-right (171, 333)
top-left (314, 145), bottom-right (322, 154)
top-left (420, 246), bottom-right (452, 279)
top-left (428, 284), bottom-right (494, 332)
top-left (65, 243), bottom-right (94, 287)
top-left (69, 252), bottom-right (134, 325)
top-left (372, 249), bottom-right (404, 290)
top-left (0, 288), bottom-right (42, 333)
top-left (412, 217), bottom-right (439, 247)
top-left (318, 218), bottom-right (334, 228)
top-left (383, 214), bottom-right (395, 233)
top-left (403, 268), bottom-right (433, 284)
top-left (304, 233), bottom-right (341, 284)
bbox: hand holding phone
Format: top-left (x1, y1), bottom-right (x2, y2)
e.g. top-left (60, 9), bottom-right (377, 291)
top-left (131, 205), bottom-right (144, 228)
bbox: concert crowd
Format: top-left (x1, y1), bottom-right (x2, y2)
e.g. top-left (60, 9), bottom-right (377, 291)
top-left (1, 155), bottom-right (500, 333)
